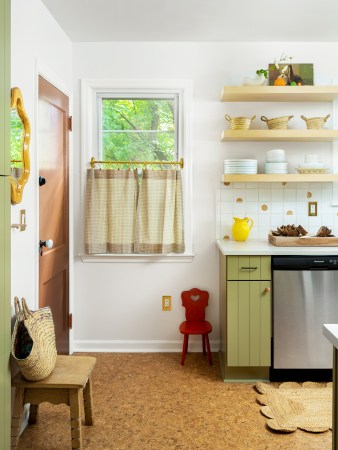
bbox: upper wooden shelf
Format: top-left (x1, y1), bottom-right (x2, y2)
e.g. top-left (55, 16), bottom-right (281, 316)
top-left (221, 129), bottom-right (338, 142)
top-left (222, 173), bottom-right (338, 183)
top-left (221, 86), bottom-right (338, 102)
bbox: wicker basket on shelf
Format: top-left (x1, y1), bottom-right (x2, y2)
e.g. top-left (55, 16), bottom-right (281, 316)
top-left (225, 114), bottom-right (256, 130)
top-left (301, 114), bottom-right (330, 129)
top-left (261, 115), bottom-right (294, 130)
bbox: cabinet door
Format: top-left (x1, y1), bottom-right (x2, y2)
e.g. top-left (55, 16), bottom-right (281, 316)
top-left (227, 281), bottom-right (271, 367)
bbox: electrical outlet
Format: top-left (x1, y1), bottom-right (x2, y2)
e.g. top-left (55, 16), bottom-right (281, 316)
top-left (162, 296), bottom-right (172, 311)
top-left (308, 201), bottom-right (318, 217)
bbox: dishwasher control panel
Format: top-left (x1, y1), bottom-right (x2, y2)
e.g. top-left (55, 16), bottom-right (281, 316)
top-left (272, 255), bottom-right (338, 270)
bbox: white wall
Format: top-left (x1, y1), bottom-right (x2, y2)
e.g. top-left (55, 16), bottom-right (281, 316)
top-left (72, 42), bottom-right (338, 352)
top-left (11, 0), bottom-right (72, 310)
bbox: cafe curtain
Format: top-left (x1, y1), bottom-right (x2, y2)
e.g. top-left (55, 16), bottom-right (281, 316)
top-left (84, 169), bottom-right (138, 254)
top-left (85, 168), bottom-right (185, 255)
top-left (134, 170), bottom-right (185, 254)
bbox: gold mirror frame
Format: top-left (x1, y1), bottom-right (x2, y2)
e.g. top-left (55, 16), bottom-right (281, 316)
top-left (10, 87), bottom-right (31, 204)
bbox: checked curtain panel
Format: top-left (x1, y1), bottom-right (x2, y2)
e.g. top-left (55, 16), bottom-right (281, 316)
top-left (84, 169), bottom-right (185, 254)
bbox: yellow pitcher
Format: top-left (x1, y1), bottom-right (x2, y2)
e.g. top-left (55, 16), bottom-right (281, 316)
top-left (232, 216), bottom-right (254, 242)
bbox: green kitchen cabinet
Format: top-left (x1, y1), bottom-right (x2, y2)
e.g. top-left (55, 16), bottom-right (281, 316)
top-left (219, 254), bottom-right (271, 381)
top-left (227, 279), bottom-right (271, 366)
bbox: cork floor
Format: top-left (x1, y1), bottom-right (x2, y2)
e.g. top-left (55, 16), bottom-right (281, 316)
top-left (16, 352), bottom-right (331, 450)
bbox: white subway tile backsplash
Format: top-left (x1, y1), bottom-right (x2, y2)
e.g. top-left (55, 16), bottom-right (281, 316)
top-left (259, 214), bottom-right (271, 227)
top-left (309, 188), bottom-right (322, 201)
top-left (221, 189), bottom-right (233, 202)
top-left (216, 182), bottom-right (337, 240)
top-left (322, 188), bottom-right (333, 202)
top-left (233, 189), bottom-right (246, 201)
top-left (233, 203), bottom-right (247, 216)
top-left (271, 189), bottom-right (283, 202)
top-left (271, 202), bottom-right (284, 214)
top-left (296, 189), bottom-right (308, 201)
top-left (321, 214), bottom-right (334, 228)
top-left (220, 202), bottom-right (232, 214)
top-left (258, 227), bottom-right (271, 240)
top-left (245, 189), bottom-right (259, 202)
top-left (283, 213), bottom-right (297, 224)
top-left (245, 202), bottom-right (259, 213)
top-left (259, 189), bottom-right (270, 201)
top-left (283, 188), bottom-right (296, 202)
top-left (270, 214), bottom-right (284, 227)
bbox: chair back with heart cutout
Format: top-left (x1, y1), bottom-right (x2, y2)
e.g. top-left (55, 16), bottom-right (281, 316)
top-left (181, 288), bottom-right (209, 322)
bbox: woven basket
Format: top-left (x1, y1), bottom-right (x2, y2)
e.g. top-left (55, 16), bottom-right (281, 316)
top-left (261, 115), bottom-right (294, 130)
top-left (301, 114), bottom-right (330, 130)
top-left (11, 297), bottom-right (57, 381)
top-left (225, 114), bottom-right (256, 130)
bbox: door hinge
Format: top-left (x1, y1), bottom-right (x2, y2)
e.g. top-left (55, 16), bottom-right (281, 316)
top-left (68, 313), bottom-right (73, 329)
top-left (67, 116), bottom-right (73, 131)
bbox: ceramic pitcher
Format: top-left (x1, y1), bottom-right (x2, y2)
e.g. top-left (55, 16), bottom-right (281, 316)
top-left (232, 216), bottom-right (254, 242)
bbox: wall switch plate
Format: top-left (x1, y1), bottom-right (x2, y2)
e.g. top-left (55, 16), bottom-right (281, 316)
top-left (308, 201), bottom-right (318, 216)
top-left (162, 296), bottom-right (172, 311)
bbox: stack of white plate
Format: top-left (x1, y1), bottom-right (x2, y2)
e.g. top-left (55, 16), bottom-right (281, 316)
top-left (265, 162), bottom-right (288, 174)
top-left (224, 159), bottom-right (258, 174)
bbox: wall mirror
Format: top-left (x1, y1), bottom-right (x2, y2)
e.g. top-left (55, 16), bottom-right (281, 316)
top-left (10, 87), bottom-right (30, 204)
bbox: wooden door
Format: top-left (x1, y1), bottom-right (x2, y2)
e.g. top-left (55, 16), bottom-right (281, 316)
top-left (38, 76), bottom-right (70, 354)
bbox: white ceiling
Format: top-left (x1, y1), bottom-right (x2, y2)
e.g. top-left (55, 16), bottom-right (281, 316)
top-left (41, 0), bottom-right (338, 43)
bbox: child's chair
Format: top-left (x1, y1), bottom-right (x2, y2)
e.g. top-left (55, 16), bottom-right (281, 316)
top-left (179, 288), bottom-right (212, 365)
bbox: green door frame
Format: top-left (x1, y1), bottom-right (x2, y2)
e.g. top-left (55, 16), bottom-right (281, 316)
top-left (0, 0), bottom-right (11, 448)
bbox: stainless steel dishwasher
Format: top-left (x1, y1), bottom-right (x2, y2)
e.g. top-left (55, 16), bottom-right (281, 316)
top-left (271, 255), bottom-right (338, 381)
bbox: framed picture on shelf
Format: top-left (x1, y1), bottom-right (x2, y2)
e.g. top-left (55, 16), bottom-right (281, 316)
top-left (268, 63), bottom-right (314, 86)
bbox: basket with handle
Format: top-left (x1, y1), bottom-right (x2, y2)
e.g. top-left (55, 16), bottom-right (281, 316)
top-left (225, 114), bottom-right (256, 130)
top-left (261, 115), bottom-right (294, 130)
top-left (11, 297), bottom-right (57, 381)
top-left (301, 114), bottom-right (330, 130)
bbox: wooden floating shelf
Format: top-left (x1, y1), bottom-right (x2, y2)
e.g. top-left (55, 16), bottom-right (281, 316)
top-left (221, 86), bottom-right (338, 102)
top-left (221, 129), bottom-right (338, 142)
top-left (222, 174), bottom-right (338, 183)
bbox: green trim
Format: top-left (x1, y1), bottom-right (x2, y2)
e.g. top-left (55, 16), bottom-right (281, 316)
top-left (0, 0), bottom-right (11, 448)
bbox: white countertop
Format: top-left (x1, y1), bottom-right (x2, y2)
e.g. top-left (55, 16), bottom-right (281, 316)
top-left (323, 324), bottom-right (338, 350)
top-left (217, 238), bottom-right (338, 255)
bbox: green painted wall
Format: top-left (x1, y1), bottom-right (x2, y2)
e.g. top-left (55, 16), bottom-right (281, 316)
top-left (0, 0), bottom-right (11, 448)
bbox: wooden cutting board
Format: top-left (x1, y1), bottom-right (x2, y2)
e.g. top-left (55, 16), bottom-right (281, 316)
top-left (268, 233), bottom-right (338, 247)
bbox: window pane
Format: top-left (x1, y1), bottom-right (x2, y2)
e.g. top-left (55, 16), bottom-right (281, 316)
top-left (101, 98), bottom-right (176, 162)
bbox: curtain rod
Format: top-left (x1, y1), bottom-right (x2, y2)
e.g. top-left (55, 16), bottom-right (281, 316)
top-left (90, 157), bottom-right (184, 169)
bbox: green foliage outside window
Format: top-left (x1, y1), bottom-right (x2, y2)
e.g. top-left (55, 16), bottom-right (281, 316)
top-left (10, 110), bottom-right (23, 167)
top-left (101, 98), bottom-right (176, 167)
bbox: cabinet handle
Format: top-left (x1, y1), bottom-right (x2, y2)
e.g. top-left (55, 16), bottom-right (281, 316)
top-left (240, 266), bottom-right (258, 271)
top-left (264, 287), bottom-right (271, 293)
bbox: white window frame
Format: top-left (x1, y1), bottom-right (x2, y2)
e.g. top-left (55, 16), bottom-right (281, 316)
top-left (80, 78), bottom-right (194, 262)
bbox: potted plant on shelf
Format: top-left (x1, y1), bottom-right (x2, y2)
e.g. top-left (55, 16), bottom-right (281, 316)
top-left (243, 53), bottom-right (295, 86)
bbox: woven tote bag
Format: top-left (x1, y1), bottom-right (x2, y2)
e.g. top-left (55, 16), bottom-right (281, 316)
top-left (11, 297), bottom-right (57, 381)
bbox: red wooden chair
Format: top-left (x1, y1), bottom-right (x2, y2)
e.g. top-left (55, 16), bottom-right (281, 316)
top-left (179, 288), bottom-right (212, 365)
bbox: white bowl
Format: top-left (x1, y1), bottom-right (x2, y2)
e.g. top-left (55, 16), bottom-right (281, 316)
top-left (266, 149), bottom-right (285, 162)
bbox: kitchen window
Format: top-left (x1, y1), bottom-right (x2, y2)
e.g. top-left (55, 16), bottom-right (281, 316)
top-left (98, 95), bottom-right (178, 166)
top-left (80, 79), bottom-right (193, 261)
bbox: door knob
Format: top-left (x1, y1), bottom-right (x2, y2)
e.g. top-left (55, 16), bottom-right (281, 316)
top-left (39, 239), bottom-right (53, 255)
top-left (264, 287), bottom-right (271, 293)
top-left (39, 176), bottom-right (46, 186)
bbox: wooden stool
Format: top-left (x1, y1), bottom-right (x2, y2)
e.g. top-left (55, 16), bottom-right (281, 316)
top-left (11, 355), bottom-right (96, 450)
